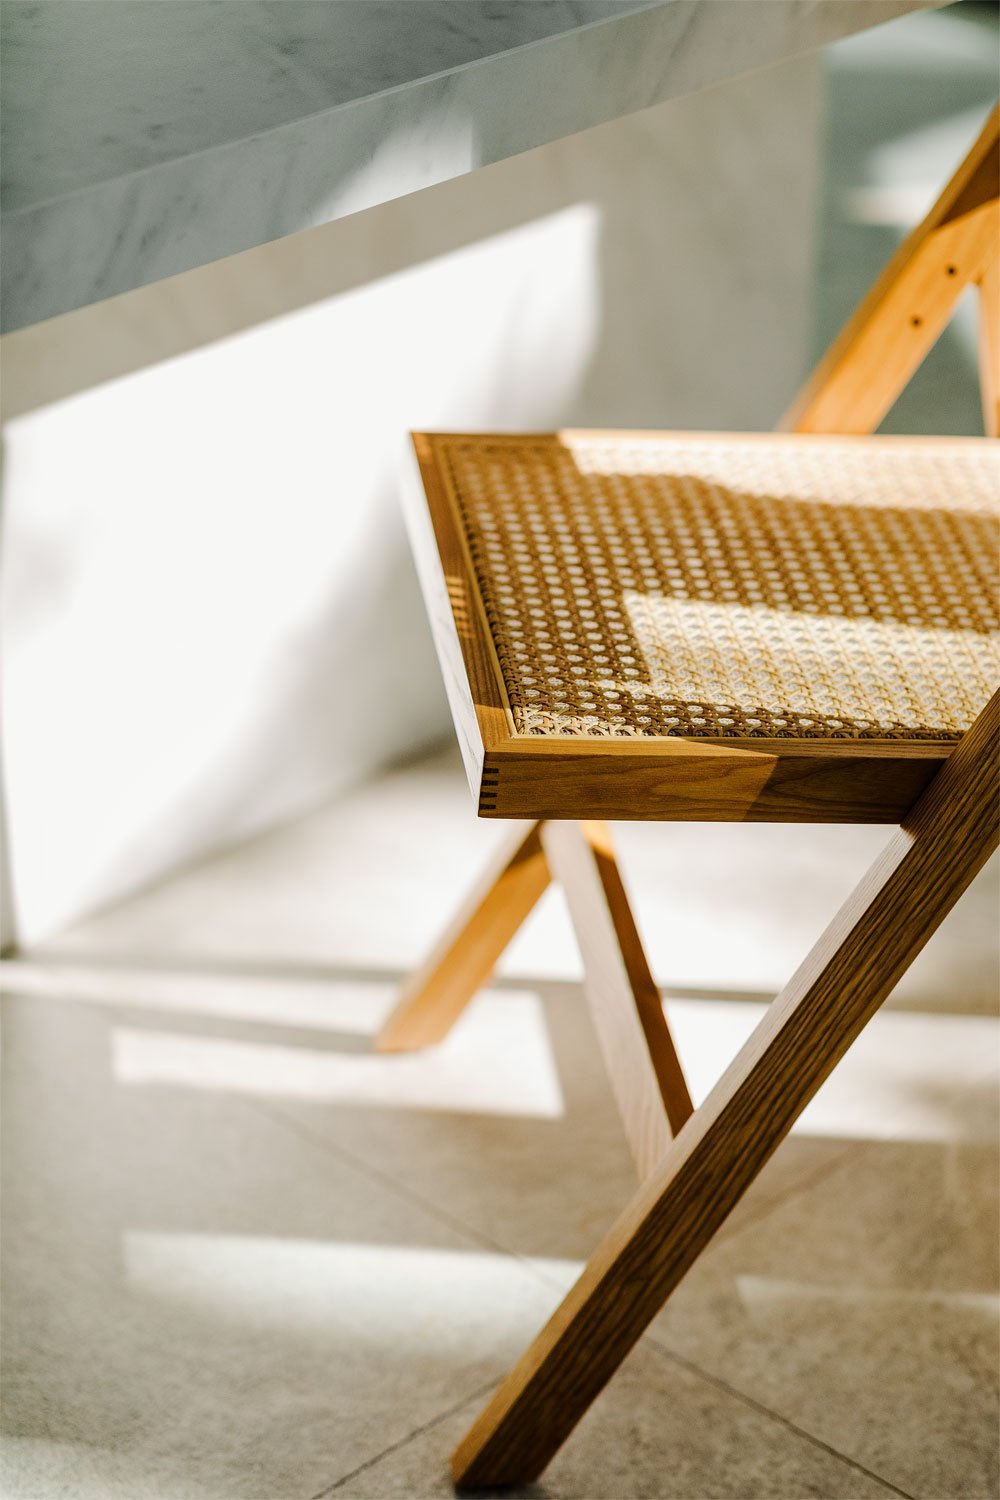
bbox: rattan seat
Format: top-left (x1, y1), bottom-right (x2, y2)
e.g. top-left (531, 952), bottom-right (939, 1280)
top-left (433, 429), bottom-right (998, 744)
top-left (407, 426), bottom-right (997, 823)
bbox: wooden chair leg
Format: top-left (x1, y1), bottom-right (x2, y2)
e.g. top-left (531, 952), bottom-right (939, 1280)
top-left (376, 820), bottom-right (550, 1052)
top-left (781, 103), bottom-right (999, 436)
top-left (542, 820), bottom-right (692, 1176)
top-left (451, 692), bottom-right (1000, 1488)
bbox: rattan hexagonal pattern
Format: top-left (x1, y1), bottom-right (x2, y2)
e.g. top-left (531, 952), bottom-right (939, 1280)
top-left (435, 431), bottom-right (999, 742)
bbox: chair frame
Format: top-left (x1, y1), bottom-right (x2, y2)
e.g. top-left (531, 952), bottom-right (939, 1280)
top-left (378, 104), bottom-right (1000, 1488)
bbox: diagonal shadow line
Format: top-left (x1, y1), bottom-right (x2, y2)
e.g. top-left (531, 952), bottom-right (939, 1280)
top-left (3, 948), bottom-right (993, 1018)
top-left (1, 947), bottom-right (779, 1012)
top-left (95, 1005), bottom-right (374, 1054)
top-left (0, 950), bottom-right (404, 987)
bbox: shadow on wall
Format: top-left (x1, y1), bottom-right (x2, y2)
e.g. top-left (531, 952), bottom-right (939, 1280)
top-left (0, 200), bottom-right (603, 944)
top-left (1, 54), bottom-right (824, 943)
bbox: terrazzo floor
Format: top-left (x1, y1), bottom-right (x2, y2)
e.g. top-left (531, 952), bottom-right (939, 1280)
top-left (2, 741), bottom-right (998, 1499)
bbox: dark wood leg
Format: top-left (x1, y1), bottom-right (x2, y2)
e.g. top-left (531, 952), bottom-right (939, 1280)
top-left (452, 693), bottom-right (1000, 1488)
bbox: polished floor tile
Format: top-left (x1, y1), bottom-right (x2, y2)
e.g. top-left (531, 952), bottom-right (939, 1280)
top-left (5, 730), bottom-right (996, 1499)
top-left (0, 993), bottom-right (567, 1499)
top-left (651, 1141), bottom-right (1000, 1499)
top-left (335, 1343), bottom-right (898, 1500)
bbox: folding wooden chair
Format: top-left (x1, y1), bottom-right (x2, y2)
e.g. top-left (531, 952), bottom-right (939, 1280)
top-left (378, 104), bottom-right (1000, 1486)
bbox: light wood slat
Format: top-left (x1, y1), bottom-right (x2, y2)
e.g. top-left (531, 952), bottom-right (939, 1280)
top-left (401, 432), bottom-right (511, 804)
top-left (542, 821), bottom-right (692, 1173)
top-left (979, 255), bottom-right (999, 438)
top-left (376, 821), bottom-right (549, 1052)
top-left (782, 102), bottom-right (999, 436)
top-left (785, 201), bottom-right (998, 435)
top-left (451, 691), bottom-right (1000, 1487)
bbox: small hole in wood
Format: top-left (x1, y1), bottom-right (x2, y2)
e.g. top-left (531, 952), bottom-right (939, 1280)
top-left (946, 265), bottom-right (958, 276)
top-left (911, 315), bottom-right (922, 327)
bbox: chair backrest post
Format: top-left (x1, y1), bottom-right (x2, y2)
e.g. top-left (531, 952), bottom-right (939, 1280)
top-left (781, 102), bottom-right (999, 437)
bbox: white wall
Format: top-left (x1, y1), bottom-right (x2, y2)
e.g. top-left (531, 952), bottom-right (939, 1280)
top-left (1, 56), bottom-right (822, 944)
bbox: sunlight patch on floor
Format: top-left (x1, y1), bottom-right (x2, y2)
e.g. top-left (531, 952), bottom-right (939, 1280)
top-left (666, 998), bottom-right (999, 1144)
top-left (110, 986), bottom-right (565, 1118)
top-left (123, 1231), bottom-right (581, 1340)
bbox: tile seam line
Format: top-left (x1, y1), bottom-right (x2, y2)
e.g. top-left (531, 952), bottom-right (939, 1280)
top-left (648, 1342), bottom-right (917, 1500)
top-left (702, 1136), bottom-right (878, 1248)
top-left (217, 1098), bottom-right (917, 1494)
top-left (251, 1092), bottom-right (770, 1279)
top-left (251, 1077), bottom-right (876, 1272)
top-left (249, 1101), bottom-right (920, 1496)
top-left (0, 1), bottom-right (663, 217)
top-left (248, 1096), bottom-right (526, 1264)
top-left (308, 1376), bottom-right (499, 1499)
top-left (306, 1343), bottom-right (917, 1500)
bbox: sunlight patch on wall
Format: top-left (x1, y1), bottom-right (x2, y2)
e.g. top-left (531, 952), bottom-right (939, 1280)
top-left (2, 201), bottom-right (600, 943)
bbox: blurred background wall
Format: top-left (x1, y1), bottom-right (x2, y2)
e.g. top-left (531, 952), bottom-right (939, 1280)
top-left (1, 0), bottom-right (996, 946)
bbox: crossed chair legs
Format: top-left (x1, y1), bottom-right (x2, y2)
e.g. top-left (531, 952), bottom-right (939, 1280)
top-left (376, 692), bottom-right (999, 1488)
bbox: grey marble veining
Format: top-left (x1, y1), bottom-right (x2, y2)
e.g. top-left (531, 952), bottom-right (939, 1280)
top-left (2, 1), bottom-right (644, 207)
top-left (1, 0), bottom-right (939, 331)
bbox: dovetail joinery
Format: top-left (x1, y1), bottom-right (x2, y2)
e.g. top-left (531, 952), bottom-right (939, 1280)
top-left (479, 762), bottom-right (501, 815)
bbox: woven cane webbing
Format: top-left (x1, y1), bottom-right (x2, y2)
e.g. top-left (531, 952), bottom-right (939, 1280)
top-left (437, 433), bottom-right (999, 741)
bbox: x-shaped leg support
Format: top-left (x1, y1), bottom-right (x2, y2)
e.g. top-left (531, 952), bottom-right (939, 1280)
top-left (377, 694), bottom-right (998, 1487)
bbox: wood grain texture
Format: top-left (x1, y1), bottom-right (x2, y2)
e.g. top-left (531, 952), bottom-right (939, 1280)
top-left (376, 821), bottom-right (549, 1052)
top-left (482, 740), bottom-right (777, 822)
top-left (542, 820), bottom-right (692, 1171)
top-left (400, 434), bottom-right (511, 802)
top-left (452, 691), bottom-right (1000, 1487)
top-left (782, 103), bottom-right (999, 435)
top-left (479, 740), bottom-right (951, 823)
top-left (732, 744), bottom-right (949, 823)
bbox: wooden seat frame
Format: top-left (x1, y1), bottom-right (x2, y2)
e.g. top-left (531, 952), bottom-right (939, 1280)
top-left (377, 105), bottom-right (1000, 1488)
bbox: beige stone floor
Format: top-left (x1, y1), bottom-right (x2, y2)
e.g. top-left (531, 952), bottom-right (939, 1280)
top-left (2, 739), bottom-right (997, 1500)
